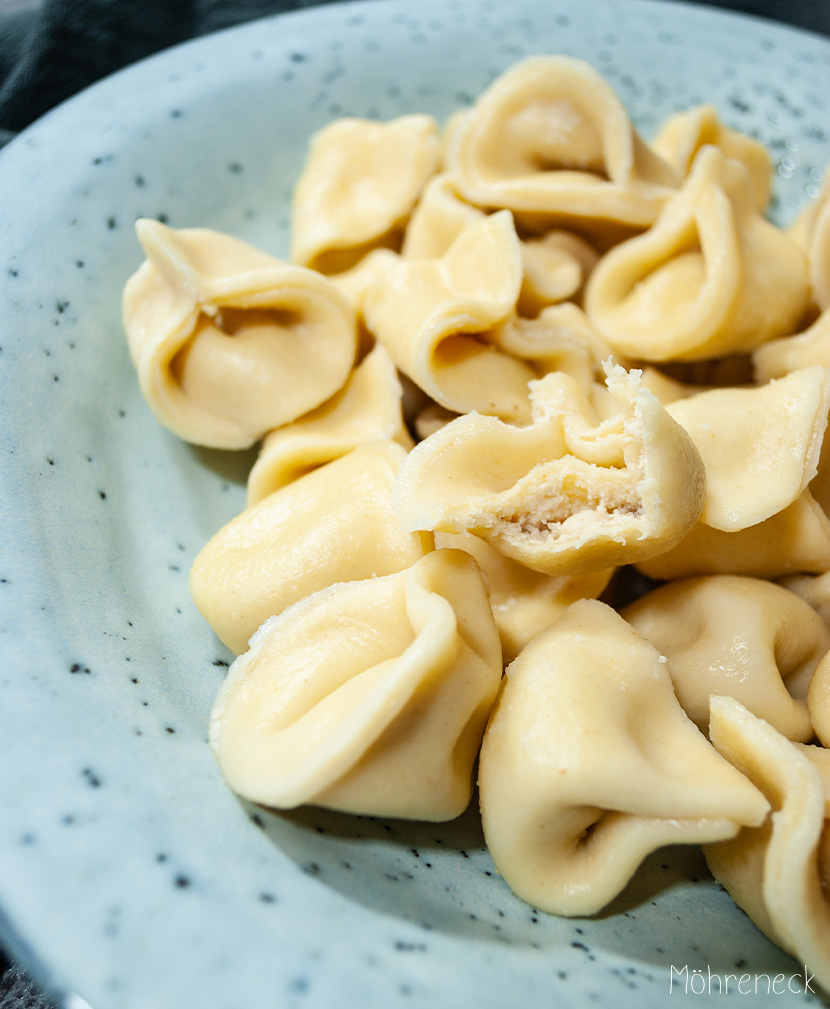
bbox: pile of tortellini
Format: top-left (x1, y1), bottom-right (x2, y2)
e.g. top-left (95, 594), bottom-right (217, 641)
top-left (123, 55), bottom-right (830, 984)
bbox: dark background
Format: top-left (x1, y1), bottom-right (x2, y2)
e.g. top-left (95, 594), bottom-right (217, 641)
top-left (0, 0), bottom-right (828, 1006)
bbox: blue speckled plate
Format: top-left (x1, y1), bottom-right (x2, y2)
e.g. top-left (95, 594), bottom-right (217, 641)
top-left (1, 2), bottom-right (828, 1007)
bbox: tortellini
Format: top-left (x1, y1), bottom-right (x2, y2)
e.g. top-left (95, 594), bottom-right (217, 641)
top-left (245, 344), bottom-right (412, 506)
top-left (123, 219), bottom-right (357, 448)
top-left (209, 549), bottom-right (502, 820)
top-left (704, 697), bottom-right (830, 993)
top-left (291, 114), bottom-right (441, 273)
top-left (393, 364), bottom-right (706, 575)
top-left (445, 55), bottom-right (678, 237)
top-left (190, 442), bottom-right (431, 654)
top-left (663, 367), bottom-right (830, 530)
top-left (435, 530), bottom-right (612, 663)
top-left (637, 490), bottom-right (830, 581)
top-left (363, 211), bottom-right (538, 423)
top-left (123, 52), bottom-right (830, 971)
top-left (754, 307), bottom-right (830, 383)
top-left (623, 576), bottom-right (830, 741)
top-left (652, 103), bottom-right (771, 211)
top-left (584, 146), bottom-right (810, 361)
top-left (478, 600), bottom-right (770, 917)
top-left (789, 173), bottom-right (830, 312)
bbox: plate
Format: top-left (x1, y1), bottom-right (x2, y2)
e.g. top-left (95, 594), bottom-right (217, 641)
top-left (1, 2), bottom-right (828, 1007)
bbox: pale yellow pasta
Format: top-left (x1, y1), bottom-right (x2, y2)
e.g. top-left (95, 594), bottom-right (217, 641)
top-left (652, 103), bottom-right (771, 211)
top-left (637, 490), bottom-right (830, 581)
top-left (623, 576), bottom-right (830, 741)
top-left (393, 364), bottom-right (706, 576)
top-left (362, 211), bottom-right (538, 423)
top-left (478, 600), bottom-right (770, 917)
top-left (435, 530), bottom-right (613, 664)
top-left (705, 697), bottom-right (830, 993)
top-left (808, 651), bottom-right (830, 748)
top-left (190, 442), bottom-right (431, 654)
top-left (584, 146), bottom-right (810, 361)
top-left (664, 367), bottom-right (830, 531)
top-left (120, 55), bottom-right (830, 962)
top-left (401, 172), bottom-right (486, 260)
top-left (789, 172), bottom-right (830, 311)
top-left (491, 302), bottom-right (622, 403)
top-left (329, 247), bottom-right (400, 319)
top-left (781, 570), bottom-right (830, 627)
top-left (516, 230), bottom-right (599, 317)
top-left (291, 114), bottom-right (441, 273)
top-left (754, 306), bottom-right (830, 382)
top-left (245, 344), bottom-right (412, 507)
top-left (445, 55), bottom-right (677, 237)
top-left (210, 549), bottom-right (502, 820)
top-left (123, 220), bottom-right (358, 449)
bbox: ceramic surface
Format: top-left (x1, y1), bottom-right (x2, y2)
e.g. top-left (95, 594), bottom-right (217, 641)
top-left (0, 1), bottom-right (829, 1006)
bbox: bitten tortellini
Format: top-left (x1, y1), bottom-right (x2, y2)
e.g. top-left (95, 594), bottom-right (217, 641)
top-left (123, 52), bottom-right (830, 983)
top-left (393, 364), bottom-right (706, 575)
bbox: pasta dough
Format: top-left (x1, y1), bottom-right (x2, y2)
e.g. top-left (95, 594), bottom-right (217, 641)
top-left (636, 491), bottom-right (830, 581)
top-left (664, 366), bottom-right (830, 531)
top-left (291, 114), bottom-right (441, 274)
top-left (704, 697), bottom-right (830, 993)
top-left (789, 173), bottom-right (830, 312)
top-left (754, 307), bottom-right (830, 383)
top-left (245, 344), bottom-right (412, 506)
top-left (584, 146), bottom-right (810, 361)
top-left (190, 442), bottom-right (431, 654)
top-left (123, 219), bottom-right (357, 448)
top-left (209, 549), bottom-right (502, 820)
top-left (652, 103), bottom-right (771, 211)
top-left (478, 600), bottom-right (770, 916)
top-left (362, 211), bottom-right (538, 423)
top-left (623, 576), bottom-right (830, 741)
top-left (445, 55), bottom-right (678, 236)
top-left (393, 363), bottom-right (706, 576)
top-left (435, 530), bottom-right (612, 664)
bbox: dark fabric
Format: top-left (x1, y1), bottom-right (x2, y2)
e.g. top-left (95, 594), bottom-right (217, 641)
top-left (0, 0), bottom-right (827, 1006)
top-left (0, 0), bottom-right (348, 145)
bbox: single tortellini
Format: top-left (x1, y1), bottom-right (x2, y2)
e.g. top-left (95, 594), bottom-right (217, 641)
top-left (393, 363), bottom-right (706, 577)
top-left (291, 114), bottom-right (441, 274)
top-left (664, 367), bottom-right (830, 531)
top-left (209, 549), bottom-right (502, 820)
top-left (478, 600), bottom-right (770, 917)
top-left (362, 211), bottom-right (538, 424)
top-left (704, 697), bottom-right (830, 994)
top-left (754, 307), bottom-right (830, 383)
top-left (652, 103), bottom-right (771, 211)
top-left (445, 55), bottom-right (677, 237)
top-left (246, 345), bottom-right (412, 506)
top-left (584, 146), bottom-right (810, 361)
top-left (190, 442), bottom-right (431, 654)
top-left (622, 576), bottom-right (830, 741)
top-left (435, 530), bottom-right (613, 664)
top-left (637, 490), bottom-right (830, 581)
top-left (789, 172), bottom-right (830, 312)
top-left (123, 219), bottom-right (357, 449)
